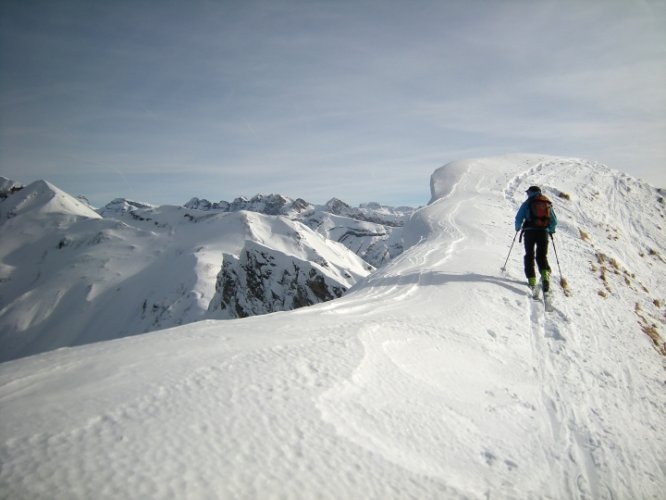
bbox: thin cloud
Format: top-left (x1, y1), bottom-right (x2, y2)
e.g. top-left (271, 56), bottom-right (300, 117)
top-left (1, 0), bottom-right (664, 204)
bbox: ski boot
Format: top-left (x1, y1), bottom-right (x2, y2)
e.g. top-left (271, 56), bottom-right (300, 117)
top-left (528, 276), bottom-right (539, 299)
top-left (541, 269), bottom-right (551, 294)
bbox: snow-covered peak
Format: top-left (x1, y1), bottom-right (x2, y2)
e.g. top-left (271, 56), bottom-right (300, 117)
top-left (231, 193), bottom-right (289, 214)
top-left (323, 197), bottom-right (415, 227)
top-left (0, 179), bottom-right (101, 221)
top-left (97, 197), bottom-right (155, 217)
top-left (184, 197), bottom-right (231, 211)
top-left (184, 193), bottom-right (315, 218)
top-left (324, 197), bottom-right (353, 215)
top-left (184, 192), bottom-right (415, 227)
top-left (181, 193), bottom-right (414, 265)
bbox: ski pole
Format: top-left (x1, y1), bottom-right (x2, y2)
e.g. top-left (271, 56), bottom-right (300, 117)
top-left (501, 231), bottom-right (519, 271)
top-left (550, 233), bottom-right (569, 293)
top-left (550, 233), bottom-right (562, 275)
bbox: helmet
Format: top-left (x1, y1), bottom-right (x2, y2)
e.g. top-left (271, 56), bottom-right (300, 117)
top-left (526, 185), bottom-right (541, 194)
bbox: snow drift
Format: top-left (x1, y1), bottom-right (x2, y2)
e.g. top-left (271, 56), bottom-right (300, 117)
top-left (0, 155), bottom-right (664, 500)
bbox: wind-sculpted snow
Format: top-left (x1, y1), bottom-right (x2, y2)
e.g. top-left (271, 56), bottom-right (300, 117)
top-left (0, 155), bottom-right (664, 499)
top-left (429, 158), bottom-right (472, 202)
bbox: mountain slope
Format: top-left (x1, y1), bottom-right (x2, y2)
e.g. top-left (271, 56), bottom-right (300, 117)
top-left (0, 155), bottom-right (664, 499)
top-left (183, 193), bottom-right (413, 267)
top-left (0, 186), bottom-right (371, 362)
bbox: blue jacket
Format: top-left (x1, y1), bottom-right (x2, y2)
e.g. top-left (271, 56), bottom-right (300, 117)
top-left (515, 192), bottom-right (557, 233)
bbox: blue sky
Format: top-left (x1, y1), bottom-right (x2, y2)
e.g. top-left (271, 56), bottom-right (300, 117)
top-left (1, 0), bottom-right (664, 207)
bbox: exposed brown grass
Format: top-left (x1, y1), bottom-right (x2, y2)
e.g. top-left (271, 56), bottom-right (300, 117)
top-left (560, 277), bottom-right (572, 296)
top-left (635, 301), bottom-right (665, 355)
top-left (640, 322), bottom-right (665, 356)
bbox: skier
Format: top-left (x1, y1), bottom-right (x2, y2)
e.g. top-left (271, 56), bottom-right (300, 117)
top-left (515, 186), bottom-right (557, 295)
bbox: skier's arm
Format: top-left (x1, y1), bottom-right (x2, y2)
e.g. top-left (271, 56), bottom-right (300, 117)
top-left (548, 208), bottom-right (557, 234)
top-left (514, 203), bottom-right (527, 231)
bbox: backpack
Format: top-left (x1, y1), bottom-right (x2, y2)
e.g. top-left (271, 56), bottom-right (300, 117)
top-left (528, 194), bottom-right (552, 228)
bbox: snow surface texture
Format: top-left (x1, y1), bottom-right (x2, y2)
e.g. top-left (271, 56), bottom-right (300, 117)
top-left (1, 155), bottom-right (665, 499)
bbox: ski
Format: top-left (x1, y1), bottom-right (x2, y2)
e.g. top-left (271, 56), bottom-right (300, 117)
top-left (530, 285), bottom-right (540, 301)
top-left (529, 285), bottom-right (554, 312)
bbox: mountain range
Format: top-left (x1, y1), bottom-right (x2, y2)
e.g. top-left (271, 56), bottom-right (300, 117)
top-left (0, 179), bottom-right (414, 362)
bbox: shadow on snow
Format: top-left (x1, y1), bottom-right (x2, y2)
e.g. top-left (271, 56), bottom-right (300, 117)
top-left (366, 272), bottom-right (526, 296)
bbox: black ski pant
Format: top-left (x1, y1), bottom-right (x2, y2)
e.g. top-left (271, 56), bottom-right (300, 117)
top-left (522, 230), bottom-right (551, 279)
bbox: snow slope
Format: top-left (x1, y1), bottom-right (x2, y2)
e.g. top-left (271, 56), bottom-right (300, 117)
top-left (1, 155), bottom-right (664, 499)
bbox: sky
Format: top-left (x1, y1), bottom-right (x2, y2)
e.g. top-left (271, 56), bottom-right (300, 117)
top-left (1, 0), bottom-right (664, 208)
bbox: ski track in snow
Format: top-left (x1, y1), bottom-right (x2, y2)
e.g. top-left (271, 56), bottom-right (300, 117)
top-left (1, 155), bottom-right (665, 499)
top-left (317, 156), bottom-right (665, 499)
top-left (513, 158), bottom-right (666, 500)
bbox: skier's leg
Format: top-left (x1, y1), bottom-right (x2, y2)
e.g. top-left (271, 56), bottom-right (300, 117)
top-left (523, 231), bottom-right (537, 282)
top-left (535, 231), bottom-right (551, 292)
top-left (535, 231), bottom-right (551, 273)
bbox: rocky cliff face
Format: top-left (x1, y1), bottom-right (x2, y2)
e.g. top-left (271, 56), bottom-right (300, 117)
top-left (208, 240), bottom-right (348, 318)
top-left (0, 176), bottom-right (23, 199)
top-left (185, 193), bottom-right (314, 218)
